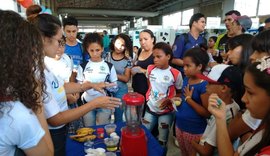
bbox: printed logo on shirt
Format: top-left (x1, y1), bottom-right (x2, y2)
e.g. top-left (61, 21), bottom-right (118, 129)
top-left (52, 80), bottom-right (59, 88)
top-left (149, 73), bottom-right (156, 81)
top-left (163, 75), bottom-right (170, 82)
top-left (100, 66), bottom-right (105, 71)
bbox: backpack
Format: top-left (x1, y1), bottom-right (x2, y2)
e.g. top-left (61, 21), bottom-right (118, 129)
top-left (181, 33), bottom-right (208, 47)
top-left (146, 65), bottom-right (180, 100)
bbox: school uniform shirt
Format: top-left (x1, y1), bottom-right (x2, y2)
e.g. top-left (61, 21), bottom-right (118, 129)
top-left (76, 60), bottom-right (118, 102)
top-left (43, 68), bottom-right (68, 129)
top-left (199, 100), bottom-right (240, 147)
top-left (146, 65), bottom-right (182, 114)
top-left (44, 54), bottom-right (73, 82)
top-left (0, 101), bottom-right (45, 156)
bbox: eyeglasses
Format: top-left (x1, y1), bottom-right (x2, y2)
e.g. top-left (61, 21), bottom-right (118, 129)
top-left (52, 37), bottom-right (66, 47)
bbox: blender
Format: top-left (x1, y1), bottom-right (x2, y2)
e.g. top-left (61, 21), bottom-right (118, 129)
top-left (121, 92), bottom-right (147, 156)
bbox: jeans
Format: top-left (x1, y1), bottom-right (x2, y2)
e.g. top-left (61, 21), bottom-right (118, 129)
top-left (49, 125), bottom-right (67, 156)
top-left (143, 111), bottom-right (174, 142)
top-left (83, 108), bottom-right (111, 126)
top-left (113, 81), bottom-right (128, 123)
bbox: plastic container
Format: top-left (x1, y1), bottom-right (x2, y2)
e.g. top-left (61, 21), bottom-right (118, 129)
top-left (104, 138), bottom-right (118, 152)
top-left (104, 124), bottom-right (117, 135)
top-left (97, 128), bottom-right (105, 139)
top-left (84, 141), bottom-right (94, 153)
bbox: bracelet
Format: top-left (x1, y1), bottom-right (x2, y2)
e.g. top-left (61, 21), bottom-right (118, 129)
top-left (80, 83), bottom-right (85, 92)
top-left (185, 96), bottom-right (191, 101)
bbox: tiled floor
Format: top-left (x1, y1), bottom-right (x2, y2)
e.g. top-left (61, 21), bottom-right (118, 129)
top-left (166, 126), bottom-right (180, 156)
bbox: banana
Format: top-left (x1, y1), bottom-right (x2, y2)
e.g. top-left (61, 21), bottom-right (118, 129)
top-left (76, 128), bottom-right (95, 135)
top-left (71, 134), bottom-right (97, 142)
top-left (70, 127), bottom-right (96, 142)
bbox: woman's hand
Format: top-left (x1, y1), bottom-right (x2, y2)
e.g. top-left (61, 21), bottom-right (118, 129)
top-left (131, 66), bottom-right (143, 75)
top-left (90, 96), bottom-right (122, 110)
top-left (83, 81), bottom-right (116, 94)
top-left (208, 93), bottom-right (226, 120)
top-left (67, 93), bottom-right (80, 104)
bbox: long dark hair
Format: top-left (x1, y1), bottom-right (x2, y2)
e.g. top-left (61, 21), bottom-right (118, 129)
top-left (244, 57), bottom-right (270, 155)
top-left (0, 10), bottom-right (45, 114)
top-left (29, 13), bottom-right (62, 38)
top-left (227, 34), bottom-right (254, 72)
top-left (252, 29), bottom-right (270, 55)
top-left (110, 33), bottom-right (133, 58)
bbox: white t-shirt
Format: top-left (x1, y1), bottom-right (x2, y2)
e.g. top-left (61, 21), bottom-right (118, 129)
top-left (44, 54), bottom-right (73, 82)
top-left (44, 68), bottom-right (68, 129)
top-left (146, 66), bottom-right (182, 113)
top-left (0, 101), bottom-right (45, 156)
top-left (200, 100), bottom-right (240, 147)
top-left (242, 110), bottom-right (262, 130)
top-left (76, 60), bottom-right (117, 102)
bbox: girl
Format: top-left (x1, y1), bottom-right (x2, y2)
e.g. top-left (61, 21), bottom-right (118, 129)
top-left (208, 56), bottom-right (270, 155)
top-left (131, 29), bottom-right (155, 97)
top-left (142, 42), bottom-right (182, 146)
top-left (106, 33), bottom-right (133, 122)
top-left (228, 30), bottom-right (270, 147)
top-left (29, 14), bottom-right (121, 156)
top-left (44, 36), bottom-right (84, 134)
top-left (227, 34), bottom-right (254, 72)
top-left (207, 36), bottom-right (219, 66)
top-left (0, 10), bottom-right (53, 156)
top-left (175, 46), bottom-right (210, 156)
top-left (77, 33), bottom-right (118, 126)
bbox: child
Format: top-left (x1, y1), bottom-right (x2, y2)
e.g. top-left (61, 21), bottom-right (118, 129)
top-left (191, 64), bottom-right (242, 155)
top-left (0, 10), bottom-right (53, 156)
top-left (105, 33), bottom-right (133, 123)
top-left (208, 56), bottom-right (270, 155)
top-left (207, 36), bottom-right (218, 67)
top-left (142, 42), bottom-right (183, 146)
top-left (44, 35), bottom-right (84, 134)
top-left (77, 33), bottom-right (118, 126)
top-left (175, 46), bottom-right (210, 156)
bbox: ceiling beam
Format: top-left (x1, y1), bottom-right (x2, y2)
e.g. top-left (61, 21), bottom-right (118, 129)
top-left (78, 20), bottom-right (124, 25)
top-left (58, 8), bottom-right (159, 17)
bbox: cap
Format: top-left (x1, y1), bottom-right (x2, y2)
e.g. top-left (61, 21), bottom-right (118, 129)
top-left (233, 15), bottom-right (252, 31)
top-left (265, 17), bottom-right (270, 24)
top-left (197, 64), bottom-right (243, 90)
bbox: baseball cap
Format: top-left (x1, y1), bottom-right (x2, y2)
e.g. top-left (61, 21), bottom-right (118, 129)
top-left (265, 17), bottom-right (270, 23)
top-left (197, 64), bottom-right (243, 90)
top-left (233, 15), bottom-right (252, 31)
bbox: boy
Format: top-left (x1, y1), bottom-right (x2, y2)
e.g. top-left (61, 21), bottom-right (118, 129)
top-left (192, 64), bottom-right (242, 155)
top-left (63, 16), bottom-right (88, 66)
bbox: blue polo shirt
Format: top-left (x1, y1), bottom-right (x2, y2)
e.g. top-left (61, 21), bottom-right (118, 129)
top-left (65, 43), bottom-right (83, 65)
top-left (172, 32), bottom-right (206, 72)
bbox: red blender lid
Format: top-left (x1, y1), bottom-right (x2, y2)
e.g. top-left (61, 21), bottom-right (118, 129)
top-left (122, 92), bottom-right (145, 106)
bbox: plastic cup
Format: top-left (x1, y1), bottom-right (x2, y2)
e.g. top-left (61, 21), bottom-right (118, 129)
top-left (104, 124), bottom-right (117, 135)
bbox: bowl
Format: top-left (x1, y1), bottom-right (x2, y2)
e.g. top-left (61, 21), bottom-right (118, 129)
top-left (104, 124), bottom-right (117, 135)
top-left (104, 138), bottom-right (118, 152)
top-left (84, 141), bottom-right (94, 153)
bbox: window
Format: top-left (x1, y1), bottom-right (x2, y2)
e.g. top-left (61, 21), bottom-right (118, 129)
top-left (182, 9), bottom-right (194, 26)
top-left (162, 11), bottom-right (181, 29)
top-left (234, 0), bottom-right (257, 17)
top-left (258, 0), bottom-right (270, 15)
